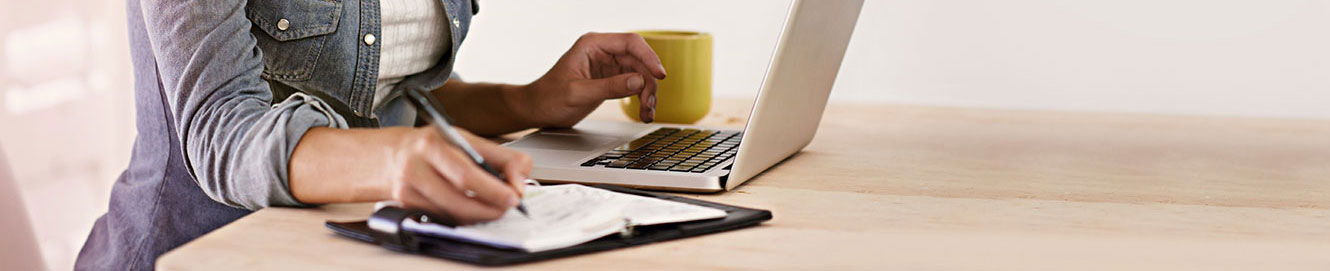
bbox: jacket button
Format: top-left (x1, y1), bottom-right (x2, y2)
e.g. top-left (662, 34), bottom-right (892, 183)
top-left (277, 19), bottom-right (290, 31)
top-left (363, 34), bottom-right (376, 46)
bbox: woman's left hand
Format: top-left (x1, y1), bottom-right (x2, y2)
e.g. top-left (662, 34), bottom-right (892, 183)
top-left (516, 32), bottom-right (668, 127)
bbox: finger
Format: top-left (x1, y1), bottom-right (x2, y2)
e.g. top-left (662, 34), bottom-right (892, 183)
top-left (569, 72), bottom-right (646, 102)
top-left (613, 61), bottom-right (661, 123)
top-left (398, 156), bottom-right (508, 223)
top-left (639, 81), bottom-right (655, 123)
top-left (460, 131), bottom-right (533, 194)
top-left (603, 53), bottom-right (659, 105)
top-left (453, 162), bottom-right (522, 210)
top-left (628, 63), bottom-right (658, 123)
top-left (585, 33), bottom-right (666, 79)
top-left (618, 33), bottom-right (667, 79)
top-left (594, 57), bottom-right (618, 79)
top-left (412, 184), bottom-right (509, 224)
top-left (421, 135), bottom-right (520, 210)
top-left (395, 187), bottom-right (460, 226)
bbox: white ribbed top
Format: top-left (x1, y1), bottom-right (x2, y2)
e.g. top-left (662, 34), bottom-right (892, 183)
top-left (374, 0), bottom-right (450, 113)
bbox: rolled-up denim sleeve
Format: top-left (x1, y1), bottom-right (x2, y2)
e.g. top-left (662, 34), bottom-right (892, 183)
top-left (139, 0), bottom-right (347, 209)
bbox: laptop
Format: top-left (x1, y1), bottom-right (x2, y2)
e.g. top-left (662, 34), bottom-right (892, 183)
top-left (504, 0), bottom-right (864, 192)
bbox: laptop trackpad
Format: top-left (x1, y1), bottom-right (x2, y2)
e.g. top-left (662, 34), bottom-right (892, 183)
top-left (507, 133), bottom-right (618, 152)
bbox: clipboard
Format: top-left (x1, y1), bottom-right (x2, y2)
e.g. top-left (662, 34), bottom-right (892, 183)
top-left (325, 184), bottom-right (773, 266)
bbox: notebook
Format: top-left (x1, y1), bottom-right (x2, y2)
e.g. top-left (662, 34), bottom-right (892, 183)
top-left (328, 184), bottom-right (771, 265)
top-left (398, 184), bottom-right (728, 252)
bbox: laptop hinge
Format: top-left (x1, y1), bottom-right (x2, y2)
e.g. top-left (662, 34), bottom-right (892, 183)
top-left (718, 173), bottom-right (729, 190)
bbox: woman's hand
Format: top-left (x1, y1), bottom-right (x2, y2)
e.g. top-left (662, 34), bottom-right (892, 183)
top-left (384, 125), bottom-right (532, 224)
top-left (517, 32), bottom-right (668, 127)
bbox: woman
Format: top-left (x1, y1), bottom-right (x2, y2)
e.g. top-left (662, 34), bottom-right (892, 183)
top-left (76, 0), bottom-right (665, 269)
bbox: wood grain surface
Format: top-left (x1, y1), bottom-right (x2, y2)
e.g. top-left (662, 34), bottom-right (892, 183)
top-left (157, 98), bottom-right (1330, 270)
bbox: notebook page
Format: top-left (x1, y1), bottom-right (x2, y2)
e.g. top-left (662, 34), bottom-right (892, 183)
top-left (618, 190), bottom-right (727, 226)
top-left (401, 184), bottom-right (725, 252)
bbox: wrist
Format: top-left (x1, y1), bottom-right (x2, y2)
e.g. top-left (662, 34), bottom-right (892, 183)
top-left (501, 83), bottom-right (544, 129)
top-left (376, 127), bottom-right (419, 200)
top-left (290, 127), bottom-right (405, 204)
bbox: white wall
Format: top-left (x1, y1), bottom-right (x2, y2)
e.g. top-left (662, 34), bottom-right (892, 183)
top-left (2, 0), bottom-right (1329, 269)
top-left (457, 0), bottom-right (1330, 119)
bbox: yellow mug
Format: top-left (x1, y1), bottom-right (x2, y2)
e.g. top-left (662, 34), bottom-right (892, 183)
top-left (622, 30), bottom-right (712, 124)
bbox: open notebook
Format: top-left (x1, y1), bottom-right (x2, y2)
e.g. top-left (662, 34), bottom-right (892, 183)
top-left (399, 184), bottom-right (727, 252)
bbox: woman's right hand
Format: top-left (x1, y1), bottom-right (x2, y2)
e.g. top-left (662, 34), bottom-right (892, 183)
top-left (385, 125), bottom-right (533, 224)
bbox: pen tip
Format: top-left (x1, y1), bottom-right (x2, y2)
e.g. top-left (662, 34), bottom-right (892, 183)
top-left (517, 205), bottom-right (530, 217)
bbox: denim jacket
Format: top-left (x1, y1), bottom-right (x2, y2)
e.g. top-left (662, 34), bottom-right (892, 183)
top-left (76, 0), bottom-right (475, 269)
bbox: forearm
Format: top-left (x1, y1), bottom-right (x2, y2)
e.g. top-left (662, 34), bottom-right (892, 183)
top-left (432, 79), bottom-right (535, 136)
top-left (288, 127), bottom-right (408, 204)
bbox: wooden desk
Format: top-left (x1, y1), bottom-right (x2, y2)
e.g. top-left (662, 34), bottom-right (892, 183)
top-left (158, 98), bottom-right (1330, 270)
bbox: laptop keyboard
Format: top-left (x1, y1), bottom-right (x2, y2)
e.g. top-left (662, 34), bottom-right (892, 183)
top-left (580, 128), bottom-right (742, 173)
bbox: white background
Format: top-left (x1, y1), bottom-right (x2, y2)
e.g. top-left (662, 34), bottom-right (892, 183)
top-left (457, 0), bottom-right (1330, 118)
top-left (2, 0), bottom-right (1329, 269)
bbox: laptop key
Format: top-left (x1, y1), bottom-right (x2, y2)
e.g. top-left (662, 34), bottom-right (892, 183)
top-left (628, 161), bottom-right (653, 169)
top-left (627, 139), bottom-right (656, 150)
top-left (583, 127), bottom-right (745, 172)
top-left (669, 166), bottom-right (694, 172)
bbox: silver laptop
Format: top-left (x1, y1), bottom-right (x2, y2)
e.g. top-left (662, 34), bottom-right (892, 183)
top-left (504, 0), bottom-right (864, 192)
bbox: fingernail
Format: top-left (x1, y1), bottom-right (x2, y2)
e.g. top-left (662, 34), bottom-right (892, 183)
top-left (648, 95), bottom-right (657, 108)
top-left (627, 76), bottom-right (644, 91)
top-left (658, 64), bottom-right (667, 78)
top-left (508, 196), bottom-right (520, 208)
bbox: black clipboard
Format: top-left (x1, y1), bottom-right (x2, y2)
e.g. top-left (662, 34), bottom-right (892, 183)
top-left (325, 184), bottom-right (773, 266)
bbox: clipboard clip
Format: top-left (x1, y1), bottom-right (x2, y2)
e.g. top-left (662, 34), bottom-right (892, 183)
top-left (368, 207), bottom-right (427, 252)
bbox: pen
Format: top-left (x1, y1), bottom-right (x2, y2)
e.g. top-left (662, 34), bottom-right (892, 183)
top-left (401, 87), bottom-right (531, 217)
